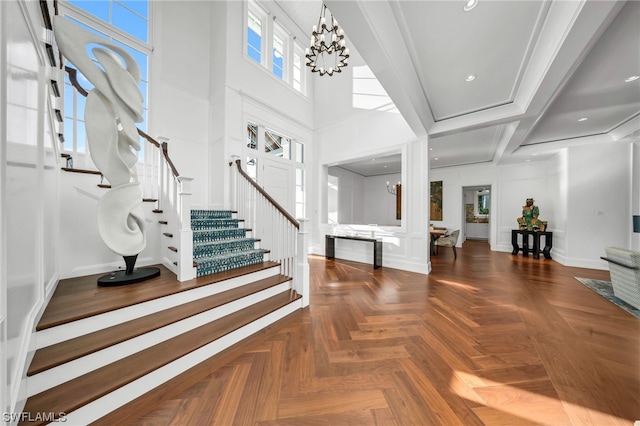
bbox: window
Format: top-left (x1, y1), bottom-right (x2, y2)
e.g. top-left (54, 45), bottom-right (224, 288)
top-left (246, 157), bottom-right (258, 180)
top-left (476, 191), bottom-right (490, 216)
top-left (272, 30), bottom-right (285, 79)
top-left (296, 168), bottom-right (305, 218)
top-left (265, 129), bottom-right (291, 160)
top-left (293, 51), bottom-right (302, 92)
top-left (245, 1), bottom-right (306, 95)
top-left (68, 0), bottom-right (149, 43)
top-left (272, 22), bottom-right (288, 80)
top-left (247, 122), bottom-right (258, 150)
top-left (247, 9), bottom-right (262, 64)
top-left (295, 141), bottom-right (304, 163)
top-left (60, 0), bottom-right (150, 162)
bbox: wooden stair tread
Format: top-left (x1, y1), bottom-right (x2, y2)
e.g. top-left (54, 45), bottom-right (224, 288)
top-left (158, 221), bottom-right (168, 225)
top-left (163, 232), bottom-right (173, 238)
top-left (142, 198), bottom-right (157, 202)
top-left (36, 262), bottom-right (282, 330)
top-left (27, 274), bottom-right (293, 375)
top-left (61, 167), bottom-right (101, 175)
top-left (168, 246), bottom-right (178, 252)
top-left (22, 291), bottom-right (301, 424)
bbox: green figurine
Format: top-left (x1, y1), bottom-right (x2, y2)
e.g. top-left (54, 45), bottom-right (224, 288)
top-left (517, 198), bottom-right (540, 231)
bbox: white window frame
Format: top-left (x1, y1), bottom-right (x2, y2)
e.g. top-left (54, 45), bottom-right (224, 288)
top-left (292, 44), bottom-right (305, 94)
top-left (247, 2), bottom-right (266, 67)
top-left (272, 21), bottom-right (288, 82)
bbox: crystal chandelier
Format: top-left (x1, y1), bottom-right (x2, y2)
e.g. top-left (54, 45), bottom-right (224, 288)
top-left (305, 4), bottom-right (349, 76)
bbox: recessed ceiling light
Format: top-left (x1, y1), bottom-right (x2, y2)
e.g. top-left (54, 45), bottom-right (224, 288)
top-left (465, 75), bottom-right (476, 82)
top-left (383, 165), bottom-right (388, 168)
top-left (525, 159), bottom-right (531, 162)
top-left (463, 0), bottom-right (478, 12)
top-left (625, 75), bottom-right (639, 83)
top-left (578, 117), bottom-right (588, 122)
top-left (434, 157), bottom-right (439, 160)
top-left (531, 153), bottom-right (538, 156)
top-left (371, 158), bottom-right (376, 161)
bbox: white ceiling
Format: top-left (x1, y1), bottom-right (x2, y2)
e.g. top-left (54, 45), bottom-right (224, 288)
top-left (275, 0), bottom-right (640, 171)
top-left (332, 154), bottom-right (402, 177)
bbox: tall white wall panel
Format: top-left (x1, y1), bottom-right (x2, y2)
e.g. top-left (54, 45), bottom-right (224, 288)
top-left (1, 0), bottom-right (61, 416)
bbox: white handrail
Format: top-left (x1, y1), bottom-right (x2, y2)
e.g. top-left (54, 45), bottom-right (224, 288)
top-left (230, 158), bottom-right (309, 306)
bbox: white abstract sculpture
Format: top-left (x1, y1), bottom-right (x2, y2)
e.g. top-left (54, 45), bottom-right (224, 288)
top-left (54, 16), bottom-right (159, 285)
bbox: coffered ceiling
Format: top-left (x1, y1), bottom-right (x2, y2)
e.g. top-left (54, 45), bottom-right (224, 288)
top-left (276, 0), bottom-right (640, 170)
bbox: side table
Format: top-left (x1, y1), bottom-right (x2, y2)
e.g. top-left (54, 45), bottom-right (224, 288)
top-left (511, 230), bottom-right (552, 259)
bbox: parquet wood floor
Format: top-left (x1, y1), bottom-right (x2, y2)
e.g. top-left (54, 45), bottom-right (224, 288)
top-left (119, 241), bottom-right (639, 425)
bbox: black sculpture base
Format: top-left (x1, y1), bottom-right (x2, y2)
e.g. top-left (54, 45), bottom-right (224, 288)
top-left (97, 255), bottom-right (160, 286)
top-left (97, 267), bottom-right (160, 286)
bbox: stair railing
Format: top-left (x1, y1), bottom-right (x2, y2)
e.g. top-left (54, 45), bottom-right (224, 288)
top-left (139, 132), bottom-right (195, 282)
top-left (230, 158), bottom-right (309, 306)
top-left (65, 66), bottom-right (195, 281)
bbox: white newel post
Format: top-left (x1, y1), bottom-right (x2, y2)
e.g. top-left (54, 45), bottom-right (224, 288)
top-left (177, 176), bottom-right (195, 281)
top-left (229, 155), bottom-right (240, 213)
top-left (296, 218), bottom-right (310, 307)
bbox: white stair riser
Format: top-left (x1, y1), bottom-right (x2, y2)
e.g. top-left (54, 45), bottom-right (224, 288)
top-left (27, 282), bottom-right (292, 396)
top-left (35, 266), bottom-right (280, 349)
top-left (61, 300), bottom-right (302, 425)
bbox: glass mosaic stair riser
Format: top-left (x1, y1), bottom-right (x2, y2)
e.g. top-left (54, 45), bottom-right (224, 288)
top-left (196, 249), bottom-right (265, 277)
top-left (191, 210), bottom-right (233, 219)
top-left (191, 210), bottom-right (264, 277)
top-left (193, 238), bottom-right (257, 259)
top-left (191, 219), bottom-right (240, 230)
top-left (193, 228), bottom-right (247, 243)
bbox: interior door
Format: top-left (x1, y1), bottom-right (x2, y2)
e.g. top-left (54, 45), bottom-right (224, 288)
top-left (260, 157), bottom-right (294, 214)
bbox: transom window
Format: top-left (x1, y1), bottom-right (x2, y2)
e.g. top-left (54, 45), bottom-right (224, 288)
top-left (265, 129), bottom-right (290, 159)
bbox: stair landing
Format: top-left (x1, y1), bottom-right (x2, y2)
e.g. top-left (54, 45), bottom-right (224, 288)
top-left (38, 262), bottom-right (282, 330)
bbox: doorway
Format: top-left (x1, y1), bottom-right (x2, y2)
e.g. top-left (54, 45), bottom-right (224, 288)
top-left (462, 186), bottom-right (491, 242)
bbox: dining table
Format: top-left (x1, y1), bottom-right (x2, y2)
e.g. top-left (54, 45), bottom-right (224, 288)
top-left (430, 229), bottom-right (447, 255)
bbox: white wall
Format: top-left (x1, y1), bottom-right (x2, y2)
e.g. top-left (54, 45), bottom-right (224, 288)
top-left (429, 142), bottom-right (636, 269)
top-left (58, 172), bottom-right (162, 279)
top-left (363, 173), bottom-right (402, 226)
top-left (430, 156), bottom-right (564, 254)
top-left (564, 143), bottom-right (631, 268)
top-left (1, 0), bottom-right (61, 415)
top-left (327, 166), bottom-right (365, 225)
top-left (632, 142), bottom-right (640, 251)
top-left (326, 169), bottom-right (408, 227)
top-left (150, 1), bottom-right (212, 210)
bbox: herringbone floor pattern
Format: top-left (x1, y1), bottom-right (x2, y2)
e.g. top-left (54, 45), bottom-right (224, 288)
top-left (125, 241), bottom-right (639, 425)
